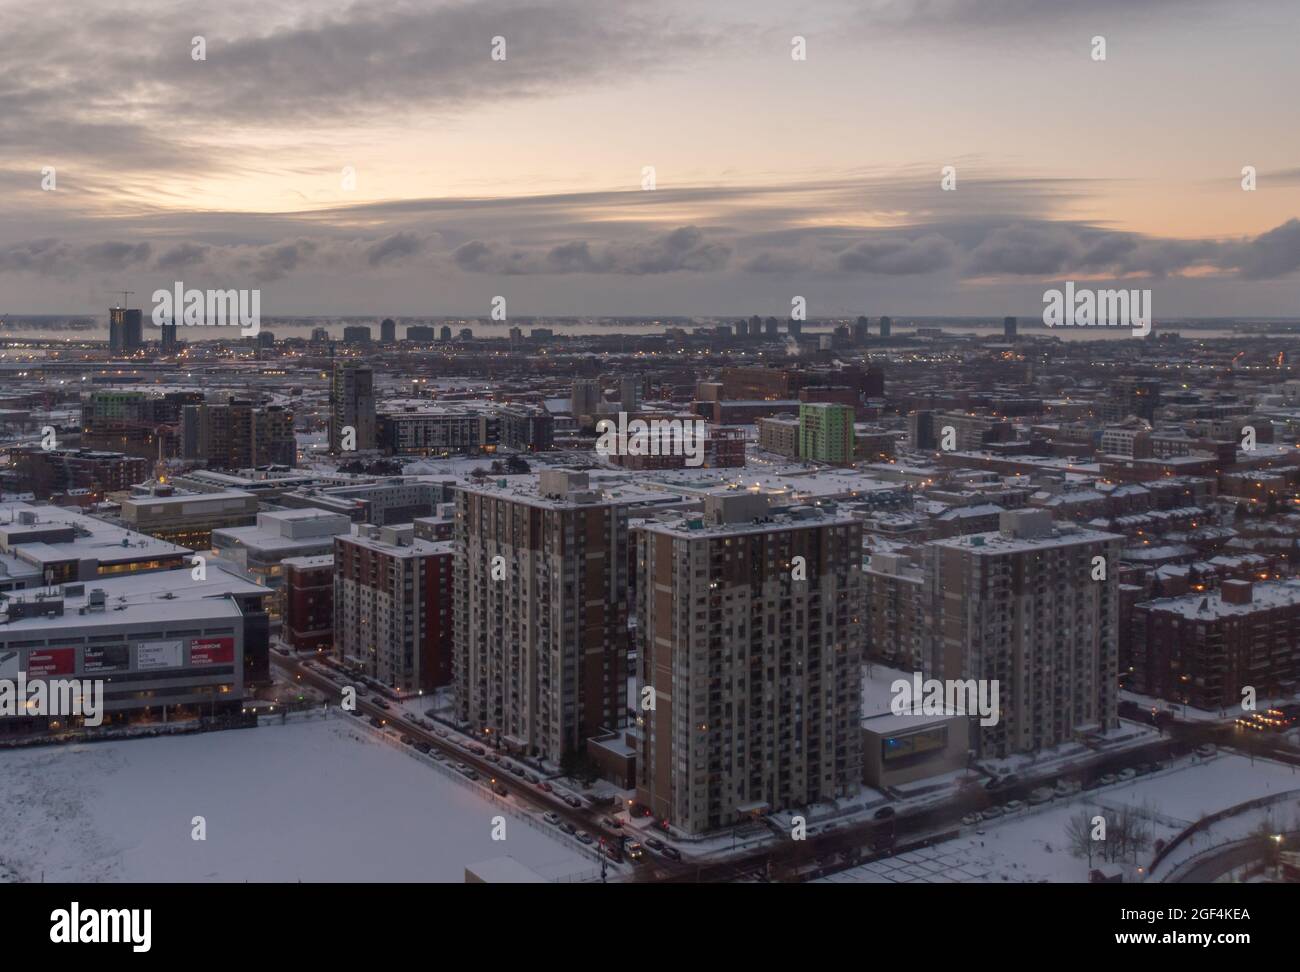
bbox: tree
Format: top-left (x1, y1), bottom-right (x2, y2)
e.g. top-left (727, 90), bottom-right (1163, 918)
top-left (1064, 809), bottom-right (1098, 867)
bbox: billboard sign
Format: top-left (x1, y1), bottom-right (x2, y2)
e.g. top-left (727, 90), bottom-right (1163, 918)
top-left (190, 637), bottom-right (235, 666)
top-left (137, 640), bottom-right (183, 671)
top-left (27, 647), bottom-right (75, 678)
top-left (83, 644), bottom-right (130, 674)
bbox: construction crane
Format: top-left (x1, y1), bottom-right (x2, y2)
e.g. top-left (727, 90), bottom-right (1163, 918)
top-left (111, 290), bottom-right (135, 309)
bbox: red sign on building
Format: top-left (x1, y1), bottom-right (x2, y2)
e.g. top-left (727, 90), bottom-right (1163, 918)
top-left (27, 647), bottom-right (75, 677)
top-left (190, 637), bottom-right (235, 666)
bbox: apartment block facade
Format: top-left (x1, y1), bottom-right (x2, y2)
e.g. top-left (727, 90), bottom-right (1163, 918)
top-left (1129, 580), bottom-right (1300, 710)
top-left (334, 525), bottom-right (452, 693)
top-left (454, 471), bottom-right (628, 762)
top-left (924, 510), bottom-right (1122, 757)
top-left (636, 495), bottom-right (864, 834)
top-left (798, 403), bottom-right (855, 465)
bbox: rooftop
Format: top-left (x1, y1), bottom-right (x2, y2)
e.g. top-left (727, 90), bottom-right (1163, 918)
top-left (0, 562), bottom-right (266, 633)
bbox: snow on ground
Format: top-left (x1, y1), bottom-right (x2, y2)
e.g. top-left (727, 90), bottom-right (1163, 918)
top-left (820, 752), bottom-right (1300, 884)
top-left (0, 717), bottom-right (592, 883)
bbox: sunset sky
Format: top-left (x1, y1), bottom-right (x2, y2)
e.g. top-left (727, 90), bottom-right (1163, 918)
top-left (2, 0), bottom-right (1299, 318)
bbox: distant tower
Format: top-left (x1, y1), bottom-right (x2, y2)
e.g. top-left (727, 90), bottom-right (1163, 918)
top-left (1004, 316), bottom-right (1018, 341)
top-left (160, 318), bottom-right (179, 354)
top-left (853, 317), bottom-right (870, 345)
top-left (380, 318), bottom-right (397, 344)
top-left (329, 361), bottom-right (376, 453)
top-left (109, 306), bottom-right (143, 354)
top-left (787, 319), bottom-right (802, 338)
top-left (879, 316), bottom-right (892, 339)
top-left (439, 325), bottom-right (453, 342)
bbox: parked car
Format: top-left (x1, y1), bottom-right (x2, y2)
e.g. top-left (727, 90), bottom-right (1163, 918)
top-left (981, 806), bottom-right (1004, 820)
top-left (1117, 768), bottom-right (1136, 782)
top-left (368, 716), bottom-right (383, 728)
top-left (660, 846), bottom-right (681, 861)
top-left (414, 742), bottom-right (431, 754)
top-left (645, 837), bottom-right (665, 851)
top-left (560, 822), bottom-right (577, 835)
top-left (371, 699), bottom-right (390, 711)
top-left (1134, 763), bottom-right (1153, 776)
top-left (961, 813), bottom-right (982, 826)
top-left (575, 831), bottom-right (594, 845)
top-left (492, 783), bottom-right (508, 797)
top-left (468, 744), bottom-right (485, 756)
top-left (544, 812), bottom-right (561, 826)
top-left (563, 795), bottom-right (582, 809)
top-left (1003, 800), bottom-right (1026, 813)
top-left (536, 781), bottom-right (553, 793)
top-left (484, 753), bottom-right (500, 764)
top-left (1098, 773), bottom-right (1117, 786)
top-left (400, 735), bottom-right (413, 746)
top-left (1027, 787), bottom-right (1054, 805)
top-left (1196, 743), bottom-right (1217, 758)
top-left (873, 805), bottom-right (896, 820)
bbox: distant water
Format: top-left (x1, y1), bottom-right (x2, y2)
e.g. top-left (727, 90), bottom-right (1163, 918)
top-left (2, 317), bottom-right (1298, 344)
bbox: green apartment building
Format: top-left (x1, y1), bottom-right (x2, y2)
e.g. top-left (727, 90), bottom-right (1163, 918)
top-left (798, 402), bottom-right (855, 465)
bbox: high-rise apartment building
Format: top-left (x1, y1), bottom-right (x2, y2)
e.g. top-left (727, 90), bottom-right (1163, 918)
top-left (799, 402), bottom-right (855, 465)
top-left (636, 494), bottom-right (864, 834)
top-left (1003, 316), bottom-right (1017, 341)
top-left (108, 307), bottom-right (143, 354)
top-left (380, 318), bottom-right (397, 344)
top-left (454, 470), bottom-right (629, 762)
top-left (181, 402), bottom-right (296, 468)
top-left (329, 362), bottom-right (376, 453)
top-left (570, 378), bottom-right (602, 426)
top-left (924, 510), bottom-right (1121, 757)
top-left (160, 319), bottom-right (179, 353)
top-left (334, 524), bottom-right (453, 693)
top-left (864, 549), bottom-right (927, 669)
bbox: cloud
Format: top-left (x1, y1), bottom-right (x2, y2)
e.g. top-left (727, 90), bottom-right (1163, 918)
top-left (367, 232), bottom-right (426, 267)
top-left (1224, 218), bottom-right (1300, 280)
top-left (453, 225), bottom-right (731, 275)
top-left (0, 0), bottom-right (717, 175)
top-left (836, 235), bottom-right (955, 274)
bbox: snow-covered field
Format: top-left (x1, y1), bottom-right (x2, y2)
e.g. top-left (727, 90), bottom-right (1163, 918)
top-left (0, 717), bottom-right (592, 883)
top-left (821, 753), bottom-right (1300, 884)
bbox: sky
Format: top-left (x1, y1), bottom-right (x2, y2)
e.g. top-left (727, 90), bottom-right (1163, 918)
top-left (2, 0), bottom-right (1299, 319)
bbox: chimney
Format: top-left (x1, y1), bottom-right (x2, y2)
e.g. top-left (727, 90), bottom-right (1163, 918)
top-left (1221, 579), bottom-right (1254, 605)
